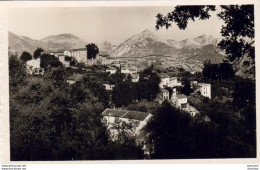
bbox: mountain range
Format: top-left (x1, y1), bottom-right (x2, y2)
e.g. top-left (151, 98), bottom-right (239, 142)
top-left (9, 29), bottom-right (224, 64)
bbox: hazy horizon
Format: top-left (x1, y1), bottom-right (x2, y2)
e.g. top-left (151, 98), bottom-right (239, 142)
top-left (8, 7), bottom-right (224, 45)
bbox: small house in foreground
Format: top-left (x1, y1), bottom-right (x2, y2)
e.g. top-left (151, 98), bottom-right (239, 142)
top-left (67, 74), bottom-right (83, 84)
top-left (106, 67), bottom-right (117, 74)
top-left (101, 108), bottom-right (152, 141)
top-left (26, 58), bottom-right (44, 75)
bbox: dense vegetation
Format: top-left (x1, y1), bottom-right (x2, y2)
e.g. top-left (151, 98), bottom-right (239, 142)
top-left (9, 5), bottom-right (256, 160)
top-left (9, 53), bottom-right (143, 160)
top-left (112, 65), bottom-right (160, 107)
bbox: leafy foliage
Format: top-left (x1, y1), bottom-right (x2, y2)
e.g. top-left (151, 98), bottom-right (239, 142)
top-left (10, 59), bottom-right (142, 160)
top-left (202, 60), bottom-right (235, 80)
top-left (33, 48), bottom-right (44, 59)
top-left (40, 54), bottom-right (63, 69)
top-left (86, 43), bottom-right (99, 59)
top-left (155, 5), bottom-right (255, 77)
top-left (20, 51), bottom-right (32, 62)
top-left (146, 99), bottom-right (256, 159)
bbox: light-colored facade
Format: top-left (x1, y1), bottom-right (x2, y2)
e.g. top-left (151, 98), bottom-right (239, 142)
top-left (194, 83), bottom-right (211, 99)
top-left (155, 88), bottom-right (170, 104)
top-left (183, 105), bottom-right (199, 117)
top-left (167, 77), bottom-right (182, 87)
top-left (70, 48), bottom-right (87, 63)
top-left (26, 58), bottom-right (44, 75)
top-left (131, 74), bottom-right (139, 83)
top-left (101, 108), bottom-right (152, 141)
top-left (58, 55), bottom-right (70, 67)
top-left (103, 84), bottom-right (115, 91)
top-left (66, 74), bottom-right (83, 85)
top-left (159, 74), bottom-right (182, 88)
top-left (121, 67), bottom-right (137, 74)
top-left (159, 77), bottom-right (170, 88)
top-left (106, 67), bottom-right (117, 74)
top-left (171, 94), bottom-right (188, 108)
top-left (64, 51), bottom-right (71, 57)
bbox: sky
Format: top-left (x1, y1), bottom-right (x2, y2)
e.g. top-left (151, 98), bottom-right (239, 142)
top-left (8, 7), bottom-right (224, 45)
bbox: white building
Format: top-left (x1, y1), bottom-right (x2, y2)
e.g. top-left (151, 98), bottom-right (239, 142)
top-left (106, 67), bottom-right (117, 74)
top-left (58, 55), bottom-right (70, 67)
top-left (130, 74), bottom-right (140, 83)
top-left (167, 77), bottom-right (182, 87)
top-left (101, 108), bottom-right (153, 141)
top-left (67, 74), bottom-right (83, 85)
top-left (194, 83), bottom-right (211, 99)
top-left (64, 51), bottom-right (71, 57)
top-left (155, 88), bottom-right (170, 104)
top-left (121, 66), bottom-right (137, 74)
top-left (171, 94), bottom-right (188, 108)
top-left (26, 58), bottom-right (44, 75)
top-left (103, 84), bottom-right (115, 91)
top-left (183, 105), bottom-right (199, 117)
top-left (159, 74), bottom-right (170, 88)
top-left (70, 48), bottom-right (87, 63)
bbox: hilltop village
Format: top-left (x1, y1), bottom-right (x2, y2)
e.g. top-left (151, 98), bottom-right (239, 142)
top-left (20, 45), bottom-right (214, 152)
top-left (9, 40), bottom-right (256, 160)
top-left (8, 4), bottom-right (256, 161)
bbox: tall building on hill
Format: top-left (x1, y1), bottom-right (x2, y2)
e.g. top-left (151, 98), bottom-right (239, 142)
top-left (70, 48), bottom-right (87, 63)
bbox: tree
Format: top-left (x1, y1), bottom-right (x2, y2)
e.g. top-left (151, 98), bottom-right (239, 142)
top-left (40, 54), bottom-right (63, 69)
top-left (218, 63), bottom-right (235, 80)
top-left (202, 61), bottom-right (235, 80)
top-left (20, 51), bottom-right (32, 62)
top-left (202, 61), bottom-right (219, 80)
top-left (181, 78), bottom-right (193, 95)
top-left (156, 5), bottom-right (255, 77)
top-left (86, 43), bottom-right (99, 59)
top-left (112, 82), bottom-right (135, 107)
top-left (33, 48), bottom-right (44, 59)
top-left (232, 78), bottom-right (255, 112)
top-left (146, 101), bottom-right (195, 158)
top-left (9, 54), bottom-right (27, 91)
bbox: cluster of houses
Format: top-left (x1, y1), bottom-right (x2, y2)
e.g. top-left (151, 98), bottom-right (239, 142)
top-left (24, 47), bottom-right (212, 156)
top-left (155, 73), bottom-right (211, 117)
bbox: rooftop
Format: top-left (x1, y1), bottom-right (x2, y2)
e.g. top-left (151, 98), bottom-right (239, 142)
top-left (107, 67), bottom-right (117, 70)
top-left (161, 88), bottom-right (169, 93)
top-left (195, 83), bottom-right (211, 87)
top-left (122, 111), bottom-right (150, 121)
top-left (67, 74), bottom-right (83, 81)
top-left (176, 94), bottom-right (187, 99)
top-left (169, 77), bottom-right (178, 80)
top-left (102, 109), bottom-right (151, 121)
top-left (160, 74), bottom-right (170, 78)
top-left (72, 48), bottom-right (86, 51)
top-left (102, 109), bottom-right (127, 118)
top-left (131, 74), bottom-right (139, 79)
top-left (99, 51), bottom-right (109, 56)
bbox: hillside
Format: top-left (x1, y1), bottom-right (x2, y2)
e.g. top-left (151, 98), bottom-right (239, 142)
top-left (9, 30), bottom-right (225, 71)
top-left (111, 29), bottom-right (176, 58)
top-left (9, 32), bottom-right (88, 56)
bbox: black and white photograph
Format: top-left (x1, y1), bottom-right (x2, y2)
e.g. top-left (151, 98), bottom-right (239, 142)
top-left (6, 3), bottom-right (257, 162)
